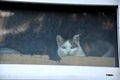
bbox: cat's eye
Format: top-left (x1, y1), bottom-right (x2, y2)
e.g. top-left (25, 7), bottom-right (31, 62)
top-left (62, 46), bottom-right (66, 49)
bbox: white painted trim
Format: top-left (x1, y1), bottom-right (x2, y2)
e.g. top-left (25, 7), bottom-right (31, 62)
top-left (118, 0), bottom-right (120, 67)
top-left (3, 0), bottom-right (118, 6)
top-left (0, 64), bottom-right (120, 79)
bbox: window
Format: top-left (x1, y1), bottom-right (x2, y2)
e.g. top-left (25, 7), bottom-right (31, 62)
top-left (0, 0), bottom-right (119, 79)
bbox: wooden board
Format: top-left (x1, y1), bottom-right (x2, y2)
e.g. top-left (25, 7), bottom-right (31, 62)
top-left (0, 54), bottom-right (115, 67)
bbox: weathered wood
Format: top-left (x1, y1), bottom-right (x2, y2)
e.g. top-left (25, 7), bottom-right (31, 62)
top-left (0, 54), bottom-right (115, 67)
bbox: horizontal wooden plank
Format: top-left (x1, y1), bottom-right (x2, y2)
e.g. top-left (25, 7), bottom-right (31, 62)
top-left (0, 54), bottom-right (115, 67)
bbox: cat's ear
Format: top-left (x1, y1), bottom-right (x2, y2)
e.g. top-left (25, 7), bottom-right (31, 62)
top-left (56, 35), bottom-right (64, 47)
top-left (73, 34), bottom-right (80, 43)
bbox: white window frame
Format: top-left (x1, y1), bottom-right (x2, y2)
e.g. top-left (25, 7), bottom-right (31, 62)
top-left (0, 0), bottom-right (120, 79)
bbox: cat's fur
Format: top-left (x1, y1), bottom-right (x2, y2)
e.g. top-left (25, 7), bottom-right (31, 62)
top-left (56, 34), bottom-right (85, 58)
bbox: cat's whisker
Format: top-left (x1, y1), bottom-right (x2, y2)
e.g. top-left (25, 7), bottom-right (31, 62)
top-left (56, 35), bottom-right (85, 58)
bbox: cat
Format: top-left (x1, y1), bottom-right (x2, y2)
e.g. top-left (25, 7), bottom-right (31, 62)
top-left (2, 10), bottom-right (116, 60)
top-left (56, 34), bottom-right (85, 58)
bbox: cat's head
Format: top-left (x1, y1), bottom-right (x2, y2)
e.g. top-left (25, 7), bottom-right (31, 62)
top-left (56, 34), bottom-right (81, 57)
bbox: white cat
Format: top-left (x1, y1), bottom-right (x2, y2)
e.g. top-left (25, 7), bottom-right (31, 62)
top-left (56, 34), bottom-right (85, 58)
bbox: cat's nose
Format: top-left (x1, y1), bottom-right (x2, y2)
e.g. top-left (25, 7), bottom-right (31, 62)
top-left (67, 51), bottom-right (70, 56)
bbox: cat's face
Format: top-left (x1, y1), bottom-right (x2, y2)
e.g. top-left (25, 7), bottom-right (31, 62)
top-left (58, 40), bottom-right (79, 56)
top-left (56, 34), bottom-right (80, 57)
